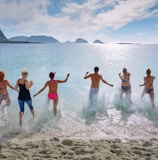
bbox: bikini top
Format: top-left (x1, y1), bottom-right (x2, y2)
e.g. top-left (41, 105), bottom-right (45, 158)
top-left (122, 76), bottom-right (129, 82)
top-left (51, 79), bottom-right (55, 83)
top-left (122, 79), bottom-right (129, 82)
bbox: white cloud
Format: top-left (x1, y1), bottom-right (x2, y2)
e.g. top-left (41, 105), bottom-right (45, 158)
top-left (0, 0), bottom-right (50, 26)
top-left (94, 0), bottom-right (158, 30)
top-left (0, 0), bottom-right (158, 42)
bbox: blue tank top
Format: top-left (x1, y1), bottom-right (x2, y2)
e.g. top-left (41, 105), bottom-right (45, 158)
top-left (18, 82), bottom-right (31, 100)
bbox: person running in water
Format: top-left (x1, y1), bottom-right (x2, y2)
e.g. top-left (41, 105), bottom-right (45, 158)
top-left (33, 72), bottom-right (70, 115)
top-left (140, 68), bottom-right (156, 107)
top-left (84, 66), bottom-right (113, 104)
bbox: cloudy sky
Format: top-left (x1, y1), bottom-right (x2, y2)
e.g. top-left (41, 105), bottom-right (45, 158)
top-left (0, 0), bottom-right (158, 43)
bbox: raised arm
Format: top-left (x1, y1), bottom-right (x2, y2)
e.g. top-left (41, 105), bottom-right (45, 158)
top-left (84, 72), bottom-right (90, 79)
top-left (118, 73), bottom-right (123, 80)
top-left (33, 82), bottom-right (48, 97)
top-left (25, 80), bottom-right (33, 90)
top-left (57, 73), bottom-right (70, 83)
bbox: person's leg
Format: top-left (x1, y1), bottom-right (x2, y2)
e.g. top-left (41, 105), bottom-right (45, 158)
top-left (126, 89), bottom-right (133, 105)
top-left (120, 89), bottom-right (124, 99)
top-left (140, 88), bottom-right (145, 98)
top-left (0, 98), bottom-right (3, 108)
top-left (0, 98), bottom-right (4, 114)
top-left (149, 91), bottom-right (155, 107)
top-left (89, 88), bottom-right (99, 104)
top-left (18, 100), bottom-right (24, 126)
top-left (94, 88), bottom-right (99, 103)
top-left (19, 112), bottom-right (24, 126)
top-left (53, 97), bottom-right (58, 115)
top-left (89, 88), bottom-right (93, 104)
top-left (26, 100), bottom-right (35, 117)
top-left (1, 95), bottom-right (11, 109)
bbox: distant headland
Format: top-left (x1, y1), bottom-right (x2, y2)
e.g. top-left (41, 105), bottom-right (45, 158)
top-left (0, 29), bottom-right (105, 44)
top-left (0, 29), bottom-right (134, 44)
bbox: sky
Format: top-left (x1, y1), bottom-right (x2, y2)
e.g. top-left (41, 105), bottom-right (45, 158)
top-left (0, 0), bottom-right (158, 43)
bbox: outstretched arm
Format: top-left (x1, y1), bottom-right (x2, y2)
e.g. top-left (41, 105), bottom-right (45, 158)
top-left (33, 82), bottom-right (48, 97)
top-left (7, 80), bottom-right (18, 92)
top-left (140, 77), bottom-right (145, 87)
top-left (57, 73), bottom-right (70, 83)
top-left (101, 76), bottom-right (113, 87)
top-left (15, 80), bottom-right (19, 91)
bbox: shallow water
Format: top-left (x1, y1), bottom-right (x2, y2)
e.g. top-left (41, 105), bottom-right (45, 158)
top-left (0, 43), bottom-right (158, 139)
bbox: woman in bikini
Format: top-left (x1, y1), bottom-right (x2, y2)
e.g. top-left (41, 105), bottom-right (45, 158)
top-left (0, 71), bottom-right (18, 112)
top-left (119, 68), bottom-right (133, 104)
top-left (140, 68), bottom-right (155, 107)
top-left (33, 72), bottom-right (70, 115)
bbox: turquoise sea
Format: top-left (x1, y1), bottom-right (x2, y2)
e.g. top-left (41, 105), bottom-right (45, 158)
top-left (0, 43), bottom-right (158, 139)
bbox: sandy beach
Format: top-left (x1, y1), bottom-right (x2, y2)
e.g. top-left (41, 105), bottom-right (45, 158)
top-left (1, 133), bottom-right (158, 160)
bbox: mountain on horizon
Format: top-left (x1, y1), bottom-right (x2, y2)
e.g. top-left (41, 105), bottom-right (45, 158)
top-left (0, 29), bottom-right (9, 42)
top-left (0, 29), bottom-right (105, 44)
top-left (75, 38), bottom-right (88, 43)
top-left (93, 39), bottom-right (104, 44)
top-left (9, 35), bottom-right (59, 43)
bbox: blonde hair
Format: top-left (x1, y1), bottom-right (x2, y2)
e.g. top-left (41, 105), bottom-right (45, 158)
top-left (22, 70), bottom-right (28, 76)
top-left (0, 71), bottom-right (4, 81)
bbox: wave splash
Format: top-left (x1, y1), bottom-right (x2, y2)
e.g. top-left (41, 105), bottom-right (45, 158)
top-left (0, 94), bottom-right (158, 140)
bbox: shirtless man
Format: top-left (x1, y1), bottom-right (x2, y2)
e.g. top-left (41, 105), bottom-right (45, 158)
top-left (140, 68), bottom-right (155, 107)
top-left (33, 72), bottom-right (70, 115)
top-left (0, 71), bottom-right (17, 112)
top-left (84, 66), bottom-right (113, 104)
top-left (119, 68), bottom-right (133, 104)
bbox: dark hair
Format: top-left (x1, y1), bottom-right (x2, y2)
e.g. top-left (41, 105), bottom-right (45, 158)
top-left (123, 68), bottom-right (127, 73)
top-left (94, 66), bottom-right (99, 72)
top-left (146, 68), bottom-right (151, 75)
top-left (49, 72), bottom-right (55, 79)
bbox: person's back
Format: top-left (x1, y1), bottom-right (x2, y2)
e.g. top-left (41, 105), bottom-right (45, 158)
top-left (33, 72), bottom-right (70, 115)
top-left (140, 68), bottom-right (156, 107)
top-left (0, 80), bottom-right (8, 94)
top-left (90, 73), bottom-right (101, 88)
top-left (144, 75), bottom-right (155, 89)
top-left (18, 78), bottom-right (31, 100)
top-left (15, 70), bottom-right (34, 126)
top-left (0, 71), bottom-right (17, 111)
top-left (84, 66), bottom-right (113, 104)
top-left (47, 80), bottom-right (58, 94)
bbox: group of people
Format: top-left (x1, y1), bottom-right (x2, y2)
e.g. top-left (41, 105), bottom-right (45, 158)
top-left (0, 66), bottom-right (156, 126)
top-left (119, 67), bottom-right (155, 107)
top-left (84, 67), bottom-right (155, 107)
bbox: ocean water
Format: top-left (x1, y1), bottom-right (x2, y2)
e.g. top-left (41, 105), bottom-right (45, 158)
top-left (0, 43), bottom-right (158, 139)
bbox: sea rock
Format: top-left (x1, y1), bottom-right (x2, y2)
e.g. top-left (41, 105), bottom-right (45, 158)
top-left (75, 38), bottom-right (88, 43)
top-left (93, 39), bottom-right (104, 44)
top-left (62, 139), bottom-right (73, 146)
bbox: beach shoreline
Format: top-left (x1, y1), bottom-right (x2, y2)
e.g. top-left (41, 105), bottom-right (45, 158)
top-left (1, 132), bottom-right (158, 160)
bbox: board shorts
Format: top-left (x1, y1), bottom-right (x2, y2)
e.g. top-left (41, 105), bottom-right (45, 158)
top-left (89, 88), bottom-right (99, 102)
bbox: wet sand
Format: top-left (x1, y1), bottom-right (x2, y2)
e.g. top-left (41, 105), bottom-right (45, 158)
top-left (1, 135), bottom-right (158, 160)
